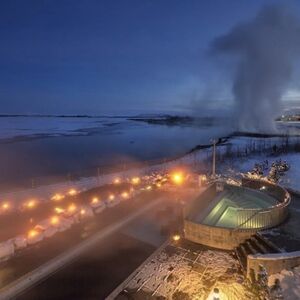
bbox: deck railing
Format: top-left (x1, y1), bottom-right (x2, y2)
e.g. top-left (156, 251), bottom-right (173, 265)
top-left (234, 179), bottom-right (291, 230)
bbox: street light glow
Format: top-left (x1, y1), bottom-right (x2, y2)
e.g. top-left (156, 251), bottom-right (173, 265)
top-left (172, 234), bottom-right (181, 242)
top-left (113, 178), bottom-right (121, 184)
top-left (28, 229), bottom-right (38, 238)
top-left (51, 193), bottom-right (64, 201)
top-left (131, 177), bottom-right (140, 185)
top-left (121, 191), bottom-right (129, 199)
top-left (55, 207), bottom-right (64, 214)
top-left (68, 203), bottom-right (77, 212)
top-left (50, 216), bottom-right (59, 225)
top-left (91, 197), bottom-right (99, 204)
top-left (68, 189), bottom-right (77, 196)
top-left (171, 172), bottom-right (184, 185)
top-left (207, 287), bottom-right (221, 300)
top-left (25, 200), bottom-right (37, 209)
top-left (2, 202), bottom-right (10, 210)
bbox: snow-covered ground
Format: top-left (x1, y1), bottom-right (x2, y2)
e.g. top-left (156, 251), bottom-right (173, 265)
top-left (201, 135), bottom-right (300, 191)
top-left (218, 152), bottom-right (300, 191)
top-left (122, 241), bottom-right (251, 299)
top-left (2, 134), bottom-right (300, 205)
top-left (231, 153), bottom-right (300, 191)
top-left (269, 266), bottom-right (300, 300)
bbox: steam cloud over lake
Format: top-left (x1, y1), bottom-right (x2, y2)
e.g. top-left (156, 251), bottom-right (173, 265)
top-left (211, 4), bottom-right (300, 133)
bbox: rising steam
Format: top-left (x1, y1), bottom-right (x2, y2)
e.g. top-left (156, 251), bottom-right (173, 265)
top-left (211, 4), bottom-right (300, 132)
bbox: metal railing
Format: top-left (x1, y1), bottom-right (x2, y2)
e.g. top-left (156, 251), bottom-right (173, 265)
top-left (234, 179), bottom-right (291, 231)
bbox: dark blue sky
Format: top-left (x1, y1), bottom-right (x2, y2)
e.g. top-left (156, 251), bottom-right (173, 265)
top-left (0, 0), bottom-right (298, 115)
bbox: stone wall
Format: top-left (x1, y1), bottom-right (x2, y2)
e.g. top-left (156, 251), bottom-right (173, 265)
top-left (247, 252), bottom-right (300, 278)
top-left (184, 220), bottom-right (257, 250)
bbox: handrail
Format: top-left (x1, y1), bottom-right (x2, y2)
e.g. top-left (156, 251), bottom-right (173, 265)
top-left (232, 178), bottom-right (291, 231)
top-left (234, 198), bottom-right (290, 231)
top-left (234, 209), bottom-right (262, 231)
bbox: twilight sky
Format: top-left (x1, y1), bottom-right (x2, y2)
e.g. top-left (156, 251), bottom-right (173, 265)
top-left (0, 0), bottom-right (299, 115)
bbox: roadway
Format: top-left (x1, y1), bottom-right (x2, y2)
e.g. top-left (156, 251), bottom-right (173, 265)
top-left (0, 196), bottom-right (165, 300)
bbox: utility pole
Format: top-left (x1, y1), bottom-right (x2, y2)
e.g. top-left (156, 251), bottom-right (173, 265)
top-left (212, 139), bottom-right (217, 178)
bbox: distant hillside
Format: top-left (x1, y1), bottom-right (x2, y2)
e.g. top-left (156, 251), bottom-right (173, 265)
top-left (129, 115), bottom-right (217, 126)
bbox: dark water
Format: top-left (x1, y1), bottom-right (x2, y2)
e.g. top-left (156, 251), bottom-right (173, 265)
top-left (0, 118), bottom-right (230, 189)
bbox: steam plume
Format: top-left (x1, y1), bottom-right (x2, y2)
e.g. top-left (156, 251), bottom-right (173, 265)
top-left (211, 5), bottom-right (300, 132)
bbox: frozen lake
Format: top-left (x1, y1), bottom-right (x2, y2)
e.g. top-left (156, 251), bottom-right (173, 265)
top-left (0, 116), bottom-right (230, 189)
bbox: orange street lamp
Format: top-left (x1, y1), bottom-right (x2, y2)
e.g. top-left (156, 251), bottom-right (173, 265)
top-left (131, 177), bottom-right (140, 185)
top-left (51, 193), bottom-right (64, 201)
top-left (91, 197), bottom-right (99, 204)
top-left (55, 207), bottom-right (64, 214)
top-left (121, 191), bottom-right (129, 199)
top-left (172, 234), bottom-right (181, 242)
top-left (28, 229), bottom-right (38, 238)
top-left (26, 200), bottom-right (37, 209)
top-left (68, 203), bottom-right (77, 213)
top-left (171, 172), bottom-right (184, 185)
top-left (113, 178), bottom-right (121, 184)
top-left (50, 216), bottom-right (59, 225)
top-left (68, 189), bottom-right (77, 196)
top-left (2, 202), bottom-right (10, 210)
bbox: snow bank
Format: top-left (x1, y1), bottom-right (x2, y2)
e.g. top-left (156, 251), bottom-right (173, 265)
top-left (13, 235), bottom-right (27, 250)
top-left (269, 266), bottom-right (300, 300)
top-left (44, 226), bottom-right (58, 238)
top-left (27, 229), bottom-right (44, 245)
top-left (0, 240), bottom-right (14, 261)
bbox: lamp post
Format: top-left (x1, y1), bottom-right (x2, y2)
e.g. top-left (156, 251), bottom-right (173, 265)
top-left (211, 139), bottom-right (217, 179)
top-left (212, 288), bottom-right (220, 300)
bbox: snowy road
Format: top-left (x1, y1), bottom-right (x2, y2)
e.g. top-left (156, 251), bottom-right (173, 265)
top-left (0, 196), bottom-right (165, 300)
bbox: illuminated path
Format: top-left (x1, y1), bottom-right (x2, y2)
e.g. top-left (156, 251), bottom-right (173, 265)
top-left (0, 196), bottom-right (165, 300)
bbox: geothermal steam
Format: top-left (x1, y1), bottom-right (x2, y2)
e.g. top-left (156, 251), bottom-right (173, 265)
top-left (211, 5), bottom-right (300, 132)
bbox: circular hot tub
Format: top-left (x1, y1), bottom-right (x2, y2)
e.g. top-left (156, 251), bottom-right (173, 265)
top-left (183, 179), bottom-right (290, 250)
